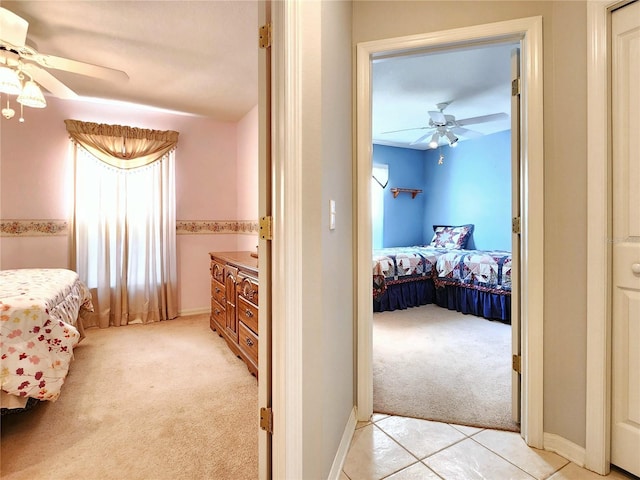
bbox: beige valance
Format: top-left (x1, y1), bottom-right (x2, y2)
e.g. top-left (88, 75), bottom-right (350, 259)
top-left (65, 119), bottom-right (179, 169)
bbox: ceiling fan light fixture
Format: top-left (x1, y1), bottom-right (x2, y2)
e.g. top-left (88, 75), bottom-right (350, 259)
top-left (445, 130), bottom-right (458, 147)
top-left (0, 66), bottom-right (22, 95)
top-left (428, 132), bottom-right (440, 149)
top-left (17, 80), bottom-right (47, 108)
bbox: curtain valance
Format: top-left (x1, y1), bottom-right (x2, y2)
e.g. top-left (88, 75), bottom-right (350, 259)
top-left (64, 119), bottom-right (179, 169)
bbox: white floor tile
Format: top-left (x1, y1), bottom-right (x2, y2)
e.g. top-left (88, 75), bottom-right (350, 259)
top-left (449, 423), bottom-right (484, 437)
top-left (548, 463), bottom-right (638, 480)
top-left (342, 424), bottom-right (417, 480)
top-left (424, 438), bottom-right (535, 480)
top-left (376, 416), bottom-right (466, 459)
top-left (473, 429), bottom-right (569, 479)
top-left (385, 462), bottom-right (442, 479)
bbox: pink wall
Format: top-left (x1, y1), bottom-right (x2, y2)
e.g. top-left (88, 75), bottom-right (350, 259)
top-left (236, 104), bottom-right (259, 252)
top-left (0, 95), bottom-right (258, 314)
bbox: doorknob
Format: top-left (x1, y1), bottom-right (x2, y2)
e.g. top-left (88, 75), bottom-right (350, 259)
top-left (632, 263), bottom-right (640, 274)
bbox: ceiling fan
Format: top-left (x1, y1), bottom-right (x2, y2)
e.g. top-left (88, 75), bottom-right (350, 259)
top-left (381, 102), bottom-right (509, 148)
top-left (0, 7), bottom-right (128, 120)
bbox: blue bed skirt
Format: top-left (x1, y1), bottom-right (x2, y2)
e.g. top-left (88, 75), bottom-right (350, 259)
top-left (374, 279), bottom-right (510, 323)
top-left (373, 279), bottom-right (436, 312)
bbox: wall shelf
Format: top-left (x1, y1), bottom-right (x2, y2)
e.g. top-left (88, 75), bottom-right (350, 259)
top-left (390, 187), bottom-right (422, 199)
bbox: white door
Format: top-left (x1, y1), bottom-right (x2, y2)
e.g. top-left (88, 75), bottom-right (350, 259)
top-left (611, 1), bottom-right (640, 476)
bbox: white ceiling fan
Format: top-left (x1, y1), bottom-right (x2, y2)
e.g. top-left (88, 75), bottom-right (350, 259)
top-left (0, 7), bottom-right (128, 119)
top-left (381, 102), bottom-right (509, 148)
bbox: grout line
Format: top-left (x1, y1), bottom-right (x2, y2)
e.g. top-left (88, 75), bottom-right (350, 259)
top-left (469, 436), bottom-right (539, 479)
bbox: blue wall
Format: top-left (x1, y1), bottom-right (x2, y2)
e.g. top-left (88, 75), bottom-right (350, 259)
top-left (372, 145), bottom-right (426, 247)
top-left (372, 130), bottom-right (512, 251)
top-left (423, 130), bottom-right (512, 250)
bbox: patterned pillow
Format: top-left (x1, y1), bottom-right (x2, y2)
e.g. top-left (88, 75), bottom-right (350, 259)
top-left (430, 224), bottom-right (474, 249)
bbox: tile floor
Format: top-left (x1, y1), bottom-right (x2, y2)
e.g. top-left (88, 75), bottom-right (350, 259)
top-left (341, 414), bottom-right (638, 480)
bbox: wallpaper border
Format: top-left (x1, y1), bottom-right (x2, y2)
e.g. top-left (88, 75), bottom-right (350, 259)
top-left (176, 220), bottom-right (259, 235)
top-left (0, 220), bottom-right (68, 237)
top-left (1, 219), bottom-right (259, 237)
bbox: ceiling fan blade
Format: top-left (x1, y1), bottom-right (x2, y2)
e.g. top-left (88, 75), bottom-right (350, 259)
top-left (22, 63), bottom-right (78, 99)
top-left (410, 132), bottom-right (433, 145)
top-left (380, 126), bottom-right (429, 135)
top-left (31, 53), bottom-right (129, 83)
top-left (450, 126), bottom-right (483, 139)
top-left (456, 112), bottom-right (509, 126)
top-left (428, 110), bottom-right (446, 125)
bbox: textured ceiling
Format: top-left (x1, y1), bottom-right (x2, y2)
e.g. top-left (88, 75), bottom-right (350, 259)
top-left (372, 42), bottom-right (517, 150)
top-left (1, 1), bottom-right (258, 122)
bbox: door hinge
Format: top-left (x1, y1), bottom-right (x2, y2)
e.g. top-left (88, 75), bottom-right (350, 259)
top-left (259, 23), bottom-right (272, 49)
top-left (512, 354), bottom-right (522, 374)
top-left (512, 216), bottom-right (521, 235)
top-left (260, 216), bottom-right (273, 241)
top-left (512, 78), bottom-right (521, 96)
top-left (260, 407), bottom-right (273, 434)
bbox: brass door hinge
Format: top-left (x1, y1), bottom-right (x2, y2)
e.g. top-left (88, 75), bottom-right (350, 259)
top-left (512, 354), bottom-right (522, 374)
top-left (512, 216), bottom-right (521, 235)
top-left (260, 216), bottom-right (273, 241)
top-left (259, 23), bottom-right (272, 49)
top-left (260, 407), bottom-right (273, 434)
top-left (512, 78), bottom-right (521, 96)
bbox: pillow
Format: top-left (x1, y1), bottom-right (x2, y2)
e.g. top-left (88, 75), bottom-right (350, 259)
top-left (430, 224), bottom-right (474, 249)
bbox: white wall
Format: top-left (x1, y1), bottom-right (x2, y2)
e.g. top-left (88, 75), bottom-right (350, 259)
top-left (352, 0), bottom-right (589, 448)
top-left (297, 1), bottom-right (354, 477)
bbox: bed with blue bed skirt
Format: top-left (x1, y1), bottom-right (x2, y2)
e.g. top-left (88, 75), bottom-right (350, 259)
top-left (372, 246), bottom-right (512, 322)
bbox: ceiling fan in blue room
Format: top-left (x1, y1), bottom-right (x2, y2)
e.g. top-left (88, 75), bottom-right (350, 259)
top-left (380, 101), bottom-right (509, 149)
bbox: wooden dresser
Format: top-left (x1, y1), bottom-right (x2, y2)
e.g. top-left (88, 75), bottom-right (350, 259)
top-left (209, 251), bottom-right (259, 377)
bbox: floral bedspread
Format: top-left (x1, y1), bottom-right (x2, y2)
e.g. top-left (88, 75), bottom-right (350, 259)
top-left (0, 269), bottom-right (93, 402)
top-left (435, 249), bottom-right (512, 294)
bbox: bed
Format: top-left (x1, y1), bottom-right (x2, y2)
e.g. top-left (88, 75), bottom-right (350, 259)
top-left (1, 268), bottom-right (93, 411)
top-left (372, 225), bottom-right (512, 322)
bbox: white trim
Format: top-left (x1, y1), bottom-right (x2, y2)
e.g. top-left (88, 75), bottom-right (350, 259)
top-left (177, 308), bottom-right (210, 317)
top-left (327, 407), bottom-right (358, 480)
top-left (544, 432), bottom-right (587, 468)
top-left (585, 1), bottom-right (631, 475)
top-left (271, 1), bottom-right (303, 478)
top-left (356, 16), bottom-right (545, 448)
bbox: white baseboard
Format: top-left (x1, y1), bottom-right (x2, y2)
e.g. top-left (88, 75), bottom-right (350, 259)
top-left (327, 407), bottom-right (358, 480)
top-left (544, 432), bottom-right (586, 467)
top-left (178, 307), bottom-right (210, 317)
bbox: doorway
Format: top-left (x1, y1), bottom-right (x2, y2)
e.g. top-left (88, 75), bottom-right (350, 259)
top-left (369, 41), bottom-right (518, 431)
top-left (356, 16), bottom-right (544, 446)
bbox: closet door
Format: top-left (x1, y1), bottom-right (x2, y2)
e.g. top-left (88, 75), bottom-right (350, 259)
top-left (611, 1), bottom-right (640, 476)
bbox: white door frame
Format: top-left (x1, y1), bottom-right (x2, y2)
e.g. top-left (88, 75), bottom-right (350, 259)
top-left (355, 16), bottom-right (545, 448)
top-left (584, 1), bottom-right (633, 475)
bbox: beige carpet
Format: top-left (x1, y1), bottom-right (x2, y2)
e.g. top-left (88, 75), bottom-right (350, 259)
top-left (373, 304), bottom-right (519, 432)
top-left (1, 314), bottom-right (258, 480)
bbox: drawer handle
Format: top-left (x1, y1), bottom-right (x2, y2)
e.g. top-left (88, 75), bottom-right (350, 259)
top-left (245, 308), bottom-right (254, 318)
top-left (215, 309), bottom-right (220, 315)
top-left (245, 337), bottom-right (254, 347)
top-left (215, 287), bottom-right (221, 294)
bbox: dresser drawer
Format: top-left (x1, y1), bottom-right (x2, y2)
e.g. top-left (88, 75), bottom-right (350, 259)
top-left (238, 321), bottom-right (258, 368)
top-left (211, 260), bottom-right (225, 284)
top-left (238, 275), bottom-right (259, 306)
top-left (211, 298), bottom-right (225, 328)
top-left (211, 279), bottom-right (225, 305)
top-left (238, 296), bottom-right (258, 334)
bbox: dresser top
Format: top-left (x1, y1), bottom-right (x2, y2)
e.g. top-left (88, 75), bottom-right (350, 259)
top-left (209, 251), bottom-right (258, 273)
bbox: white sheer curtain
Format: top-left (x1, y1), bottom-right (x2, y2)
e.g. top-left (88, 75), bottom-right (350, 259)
top-left (68, 121), bottom-right (178, 328)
